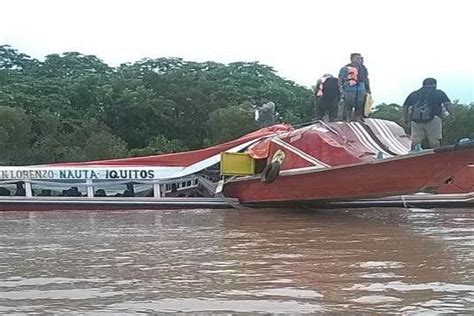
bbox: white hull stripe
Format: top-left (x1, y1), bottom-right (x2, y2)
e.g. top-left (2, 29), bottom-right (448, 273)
top-left (371, 119), bottom-right (409, 155)
top-left (271, 137), bottom-right (330, 168)
top-left (349, 123), bottom-right (393, 157)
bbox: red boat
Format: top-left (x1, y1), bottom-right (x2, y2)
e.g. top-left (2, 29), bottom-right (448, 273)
top-left (0, 118), bottom-right (472, 210)
top-left (222, 119), bottom-right (474, 207)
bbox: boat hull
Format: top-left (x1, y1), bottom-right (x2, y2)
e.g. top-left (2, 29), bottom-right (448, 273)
top-left (324, 192), bottom-right (474, 209)
top-left (223, 143), bottom-right (474, 207)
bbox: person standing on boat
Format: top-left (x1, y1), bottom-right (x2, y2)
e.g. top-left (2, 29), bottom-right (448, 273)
top-left (256, 98), bottom-right (276, 127)
top-left (314, 73), bottom-right (340, 122)
top-left (338, 53), bottom-right (370, 121)
top-left (360, 57), bottom-right (373, 117)
top-left (403, 78), bottom-right (454, 150)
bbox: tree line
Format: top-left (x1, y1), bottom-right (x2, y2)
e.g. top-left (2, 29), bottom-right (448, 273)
top-left (1, 45), bottom-right (473, 165)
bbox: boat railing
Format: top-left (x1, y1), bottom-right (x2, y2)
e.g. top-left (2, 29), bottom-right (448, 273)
top-left (0, 175), bottom-right (203, 199)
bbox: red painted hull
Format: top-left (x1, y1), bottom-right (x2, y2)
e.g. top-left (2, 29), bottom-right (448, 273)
top-left (223, 144), bottom-right (474, 206)
top-left (437, 165), bottom-right (474, 194)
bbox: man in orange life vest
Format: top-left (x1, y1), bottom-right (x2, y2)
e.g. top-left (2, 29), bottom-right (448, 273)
top-left (338, 53), bottom-right (371, 121)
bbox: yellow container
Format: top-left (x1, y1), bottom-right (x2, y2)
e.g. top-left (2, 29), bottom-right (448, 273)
top-left (220, 152), bottom-right (255, 176)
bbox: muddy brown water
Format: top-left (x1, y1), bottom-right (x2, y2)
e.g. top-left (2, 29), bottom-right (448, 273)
top-left (0, 208), bottom-right (473, 314)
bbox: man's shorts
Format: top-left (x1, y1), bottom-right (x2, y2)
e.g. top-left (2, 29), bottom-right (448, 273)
top-left (411, 116), bottom-right (442, 142)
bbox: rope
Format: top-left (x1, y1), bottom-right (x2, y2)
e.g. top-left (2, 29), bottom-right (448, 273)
top-left (401, 195), bottom-right (408, 209)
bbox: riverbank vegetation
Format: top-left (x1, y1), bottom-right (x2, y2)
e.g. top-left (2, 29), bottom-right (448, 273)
top-left (1, 45), bottom-right (473, 165)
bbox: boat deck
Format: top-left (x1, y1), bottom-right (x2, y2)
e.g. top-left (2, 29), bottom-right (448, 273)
top-left (325, 192), bottom-right (474, 209)
top-left (1, 193), bottom-right (473, 211)
top-left (0, 196), bottom-right (240, 211)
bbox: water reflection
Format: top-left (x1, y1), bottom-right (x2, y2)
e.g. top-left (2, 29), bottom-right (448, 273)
top-left (0, 208), bottom-right (472, 313)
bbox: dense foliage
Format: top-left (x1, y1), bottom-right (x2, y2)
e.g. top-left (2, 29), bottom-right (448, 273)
top-left (1, 45), bottom-right (473, 165)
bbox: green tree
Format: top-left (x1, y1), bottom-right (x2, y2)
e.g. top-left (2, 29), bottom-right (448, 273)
top-left (443, 104), bottom-right (474, 145)
top-left (207, 103), bottom-right (259, 144)
top-left (0, 106), bottom-right (32, 165)
top-left (130, 135), bottom-right (188, 156)
top-left (0, 45), bottom-right (37, 71)
top-left (369, 103), bottom-right (405, 125)
top-left (27, 112), bottom-right (127, 163)
top-left (103, 86), bottom-right (177, 149)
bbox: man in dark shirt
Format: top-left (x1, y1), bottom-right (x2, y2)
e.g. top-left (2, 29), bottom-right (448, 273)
top-left (403, 78), bottom-right (453, 150)
top-left (314, 74), bottom-right (340, 122)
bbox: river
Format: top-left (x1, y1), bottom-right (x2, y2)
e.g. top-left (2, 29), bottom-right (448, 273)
top-left (0, 208), bottom-right (473, 314)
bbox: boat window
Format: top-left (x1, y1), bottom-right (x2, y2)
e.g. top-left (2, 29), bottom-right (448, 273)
top-left (0, 186), bottom-right (12, 196)
top-left (94, 189), bottom-right (106, 197)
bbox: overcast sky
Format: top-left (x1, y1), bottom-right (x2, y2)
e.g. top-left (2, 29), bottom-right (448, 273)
top-left (2, 0), bottom-right (473, 104)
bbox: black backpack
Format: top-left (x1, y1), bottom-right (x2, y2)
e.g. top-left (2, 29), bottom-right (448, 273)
top-left (411, 91), bottom-right (434, 123)
top-left (322, 77), bottom-right (340, 100)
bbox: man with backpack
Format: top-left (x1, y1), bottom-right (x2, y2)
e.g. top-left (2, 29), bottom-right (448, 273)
top-left (314, 74), bottom-right (340, 122)
top-left (403, 78), bottom-right (454, 150)
top-left (338, 53), bottom-right (371, 121)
